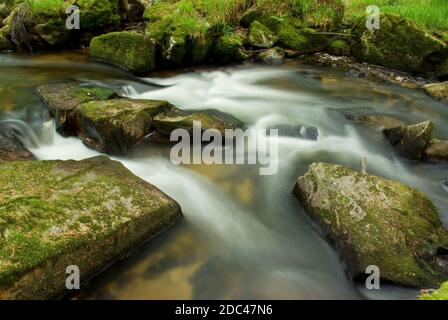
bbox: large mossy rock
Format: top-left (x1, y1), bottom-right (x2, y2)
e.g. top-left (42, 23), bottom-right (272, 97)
top-left (351, 14), bottom-right (447, 73)
top-left (294, 162), bottom-right (448, 288)
top-left (424, 82), bottom-right (448, 104)
top-left (269, 17), bottom-right (327, 53)
top-left (436, 59), bottom-right (448, 78)
top-left (154, 109), bottom-right (244, 138)
top-left (383, 121), bottom-right (434, 160)
top-left (37, 83), bottom-right (173, 154)
top-left (0, 124), bottom-right (35, 163)
top-left (90, 32), bottom-right (156, 74)
top-left (247, 20), bottom-right (278, 49)
top-left (2, 0), bottom-right (121, 50)
top-left (0, 156), bottom-right (182, 299)
top-left (420, 282), bottom-right (448, 300)
top-left (213, 33), bottom-right (247, 63)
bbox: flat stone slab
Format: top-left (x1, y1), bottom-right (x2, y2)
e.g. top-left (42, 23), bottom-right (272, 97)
top-left (0, 156), bottom-right (182, 299)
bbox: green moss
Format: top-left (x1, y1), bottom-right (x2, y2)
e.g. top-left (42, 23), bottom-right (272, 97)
top-left (214, 33), bottom-right (247, 62)
top-left (329, 39), bottom-right (350, 56)
top-left (246, 20), bottom-right (278, 48)
top-left (0, 32), bottom-right (13, 51)
top-left (419, 282), bottom-right (448, 300)
top-left (0, 156), bottom-right (182, 299)
top-left (351, 13), bottom-right (447, 73)
top-left (294, 162), bottom-right (448, 287)
top-left (90, 31), bottom-right (156, 74)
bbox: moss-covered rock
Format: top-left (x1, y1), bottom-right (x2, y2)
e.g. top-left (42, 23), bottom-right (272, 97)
top-left (419, 282), bottom-right (448, 300)
top-left (351, 14), bottom-right (447, 74)
top-left (154, 108), bottom-right (243, 138)
top-left (247, 20), bottom-right (278, 49)
top-left (0, 156), bottom-right (182, 299)
top-left (0, 124), bottom-right (35, 163)
top-left (90, 32), bottom-right (156, 74)
top-left (74, 98), bottom-right (172, 154)
top-left (1, 0), bottom-right (121, 51)
top-left (270, 17), bottom-right (327, 53)
top-left (37, 83), bottom-right (116, 136)
top-left (329, 39), bottom-right (350, 56)
top-left (424, 81), bottom-right (448, 104)
top-left (423, 139), bottom-right (448, 163)
top-left (293, 162), bottom-right (448, 288)
top-left (213, 33), bottom-right (247, 63)
top-left (37, 82), bottom-right (173, 154)
top-left (383, 121), bottom-right (434, 160)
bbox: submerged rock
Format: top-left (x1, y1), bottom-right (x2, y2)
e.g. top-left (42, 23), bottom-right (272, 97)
top-left (383, 121), bottom-right (434, 160)
top-left (293, 162), bottom-right (448, 287)
top-left (424, 82), bottom-right (448, 104)
top-left (247, 21), bottom-right (278, 49)
top-left (256, 47), bottom-right (285, 65)
top-left (154, 109), bottom-right (243, 138)
top-left (351, 14), bottom-right (447, 74)
top-left (423, 139), bottom-right (448, 162)
top-left (0, 124), bottom-right (35, 163)
top-left (90, 32), bottom-right (156, 74)
top-left (0, 156), bottom-right (182, 299)
top-left (37, 83), bottom-right (173, 154)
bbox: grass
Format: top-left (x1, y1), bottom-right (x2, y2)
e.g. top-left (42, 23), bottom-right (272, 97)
top-left (345, 0), bottom-right (448, 32)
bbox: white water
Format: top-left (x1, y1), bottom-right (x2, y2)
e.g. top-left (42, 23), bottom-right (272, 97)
top-left (3, 57), bottom-right (448, 299)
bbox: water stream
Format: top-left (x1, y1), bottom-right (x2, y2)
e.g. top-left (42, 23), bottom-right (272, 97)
top-left (1, 52), bottom-right (447, 299)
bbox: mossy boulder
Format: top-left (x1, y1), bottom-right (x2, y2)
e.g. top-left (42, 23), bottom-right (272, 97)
top-left (269, 17), bottom-right (327, 53)
top-left (154, 109), bottom-right (243, 138)
top-left (247, 20), bottom-right (278, 49)
top-left (74, 98), bottom-right (172, 154)
top-left (37, 83), bottom-right (116, 136)
top-left (383, 121), bottom-right (434, 160)
top-left (329, 39), bottom-right (350, 56)
top-left (213, 33), bottom-right (247, 63)
top-left (419, 282), bottom-right (448, 300)
top-left (0, 124), bottom-right (35, 163)
top-left (351, 14), bottom-right (447, 73)
top-left (423, 139), bottom-right (448, 163)
top-left (424, 81), bottom-right (448, 104)
top-left (37, 82), bottom-right (173, 154)
top-left (293, 162), bottom-right (448, 288)
top-left (0, 156), bottom-right (182, 299)
top-left (90, 32), bottom-right (156, 74)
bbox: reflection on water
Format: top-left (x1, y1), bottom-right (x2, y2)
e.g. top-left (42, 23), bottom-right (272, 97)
top-left (2, 53), bottom-right (447, 300)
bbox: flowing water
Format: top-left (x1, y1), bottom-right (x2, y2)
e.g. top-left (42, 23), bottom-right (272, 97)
top-left (1, 51), bottom-right (448, 300)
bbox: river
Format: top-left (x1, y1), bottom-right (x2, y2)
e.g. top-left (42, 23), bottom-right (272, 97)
top-left (1, 51), bottom-right (447, 300)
